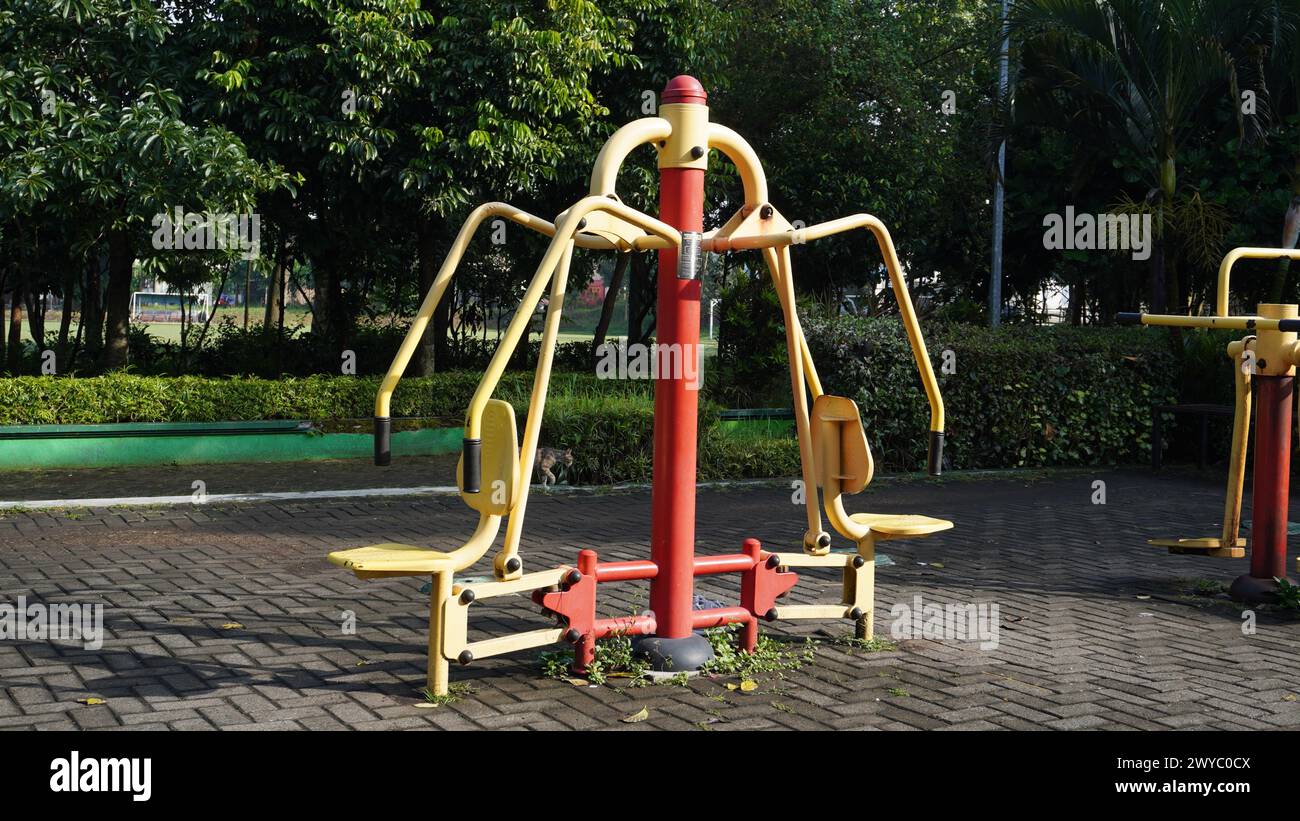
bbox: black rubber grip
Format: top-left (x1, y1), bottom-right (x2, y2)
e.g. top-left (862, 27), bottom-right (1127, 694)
top-left (1115, 312), bottom-right (1143, 325)
top-left (373, 417), bottom-right (391, 466)
top-left (462, 438), bottom-right (482, 494)
top-left (927, 430), bottom-right (944, 477)
top-left (1278, 319), bottom-right (1300, 332)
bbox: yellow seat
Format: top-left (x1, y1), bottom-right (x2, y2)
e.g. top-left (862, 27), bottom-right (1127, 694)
top-left (328, 543), bottom-right (457, 578)
top-left (810, 395), bottom-right (951, 547)
top-left (1148, 537), bottom-right (1245, 559)
top-left (849, 513), bottom-right (953, 540)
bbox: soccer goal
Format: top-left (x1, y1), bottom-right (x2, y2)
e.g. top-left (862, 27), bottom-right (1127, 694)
top-left (130, 292), bottom-right (211, 324)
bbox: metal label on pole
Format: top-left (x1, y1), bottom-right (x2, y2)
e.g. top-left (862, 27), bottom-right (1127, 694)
top-left (677, 231), bottom-right (703, 280)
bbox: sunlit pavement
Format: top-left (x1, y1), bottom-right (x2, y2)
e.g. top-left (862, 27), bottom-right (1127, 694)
top-left (1, 466), bottom-right (1298, 730)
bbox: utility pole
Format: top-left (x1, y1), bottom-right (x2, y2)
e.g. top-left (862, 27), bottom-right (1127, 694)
top-left (990, 0), bottom-right (1010, 328)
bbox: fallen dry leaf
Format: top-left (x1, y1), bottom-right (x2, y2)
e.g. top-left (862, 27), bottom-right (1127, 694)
top-left (220, 622), bottom-right (244, 630)
top-left (739, 680), bottom-right (758, 693)
top-left (77, 698), bottom-right (106, 706)
top-left (621, 706), bottom-right (649, 723)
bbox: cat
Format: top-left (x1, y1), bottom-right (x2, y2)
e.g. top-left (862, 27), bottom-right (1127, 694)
top-left (534, 447), bottom-right (574, 486)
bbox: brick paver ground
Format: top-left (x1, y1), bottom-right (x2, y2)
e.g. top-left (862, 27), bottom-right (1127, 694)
top-left (1, 464), bottom-right (1298, 731)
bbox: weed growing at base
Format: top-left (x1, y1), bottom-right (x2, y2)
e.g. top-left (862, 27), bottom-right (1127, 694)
top-left (699, 624), bottom-right (815, 678)
top-left (835, 634), bottom-right (897, 652)
top-left (540, 633), bottom-right (650, 686)
top-left (1276, 578), bottom-right (1300, 611)
top-left (419, 682), bottom-right (476, 706)
top-left (539, 624), bottom-right (819, 686)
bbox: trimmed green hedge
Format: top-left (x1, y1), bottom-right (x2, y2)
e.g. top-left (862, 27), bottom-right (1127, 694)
top-left (0, 371), bottom-right (649, 426)
top-left (0, 372), bottom-right (795, 483)
top-left (0, 319), bottom-right (1181, 478)
top-left (0, 371), bottom-right (803, 482)
top-left (800, 315), bottom-right (1180, 470)
top-left (536, 395), bottom-right (801, 484)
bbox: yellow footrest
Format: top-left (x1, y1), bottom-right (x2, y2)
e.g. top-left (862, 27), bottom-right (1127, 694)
top-left (1148, 537), bottom-right (1245, 559)
top-left (849, 513), bottom-right (953, 539)
top-left (328, 543), bottom-right (456, 577)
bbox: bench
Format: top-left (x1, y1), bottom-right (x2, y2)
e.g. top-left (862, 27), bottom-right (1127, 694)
top-left (718, 407), bottom-right (795, 439)
top-left (1151, 404), bottom-right (1234, 470)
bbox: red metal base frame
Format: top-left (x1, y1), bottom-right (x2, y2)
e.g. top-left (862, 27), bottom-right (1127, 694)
top-left (533, 538), bottom-right (798, 673)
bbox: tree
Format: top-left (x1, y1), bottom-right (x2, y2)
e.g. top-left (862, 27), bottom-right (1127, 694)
top-left (1008, 0), bottom-right (1259, 313)
top-left (1234, 1), bottom-right (1300, 302)
top-left (197, 0), bottom-right (650, 371)
top-left (0, 0), bottom-right (286, 370)
top-left (709, 0), bottom-right (995, 309)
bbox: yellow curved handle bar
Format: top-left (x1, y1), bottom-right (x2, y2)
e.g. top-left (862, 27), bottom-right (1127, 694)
top-left (1122, 246), bottom-right (1300, 332)
top-left (705, 214), bottom-right (945, 435)
top-left (462, 197), bottom-right (680, 440)
top-left (1216, 247), bottom-right (1300, 316)
top-left (374, 200), bottom-right (677, 420)
top-left (586, 119), bottom-right (772, 207)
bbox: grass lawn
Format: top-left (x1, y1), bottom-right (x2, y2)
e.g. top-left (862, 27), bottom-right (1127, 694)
top-left (17, 306), bottom-right (314, 345)
top-left (16, 293), bottom-right (719, 353)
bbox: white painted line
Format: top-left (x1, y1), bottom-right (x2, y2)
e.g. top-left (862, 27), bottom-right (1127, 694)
top-left (0, 486), bottom-right (459, 510)
top-left (0, 467), bottom-right (1055, 512)
top-left (0, 478), bottom-right (797, 511)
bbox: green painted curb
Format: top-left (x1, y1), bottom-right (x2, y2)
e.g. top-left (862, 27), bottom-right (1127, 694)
top-left (0, 411), bottom-right (785, 470)
top-left (0, 426), bottom-right (464, 470)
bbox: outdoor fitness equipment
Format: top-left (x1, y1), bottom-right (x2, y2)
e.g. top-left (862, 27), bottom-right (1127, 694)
top-left (327, 76), bottom-right (952, 695)
top-left (1119, 246), bottom-right (1300, 602)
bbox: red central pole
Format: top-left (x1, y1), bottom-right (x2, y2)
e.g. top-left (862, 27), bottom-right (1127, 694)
top-left (1232, 374), bottom-right (1294, 601)
top-left (648, 76), bottom-right (708, 650)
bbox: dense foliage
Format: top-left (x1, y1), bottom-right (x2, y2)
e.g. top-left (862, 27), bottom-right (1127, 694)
top-left (801, 314), bottom-right (1179, 470)
top-left (717, 300), bottom-right (1182, 469)
top-left (0, 1), bottom-right (1292, 482)
top-left (0, 369), bottom-right (798, 482)
top-left (1004, 0), bottom-right (1300, 318)
top-left (0, 0), bottom-right (732, 374)
top-left (0, 371), bottom-right (646, 425)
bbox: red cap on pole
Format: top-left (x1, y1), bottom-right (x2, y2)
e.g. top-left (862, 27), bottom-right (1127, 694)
top-left (661, 75), bottom-right (707, 106)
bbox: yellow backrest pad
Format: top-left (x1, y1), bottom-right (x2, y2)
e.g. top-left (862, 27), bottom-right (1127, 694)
top-left (811, 394), bottom-right (874, 494)
top-left (458, 399), bottom-right (520, 515)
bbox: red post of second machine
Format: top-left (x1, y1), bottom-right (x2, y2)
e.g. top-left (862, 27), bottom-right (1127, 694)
top-left (1232, 374), bottom-right (1294, 602)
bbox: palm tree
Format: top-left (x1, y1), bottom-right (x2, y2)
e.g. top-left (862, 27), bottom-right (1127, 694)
top-left (1235, 1), bottom-right (1300, 302)
top-left (1009, 0), bottom-right (1263, 313)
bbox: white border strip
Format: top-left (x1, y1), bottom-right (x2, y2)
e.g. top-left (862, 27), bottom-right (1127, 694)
top-left (0, 478), bottom-right (799, 511)
top-left (0, 486), bottom-right (458, 510)
top-left (4, 468), bottom-right (1035, 511)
